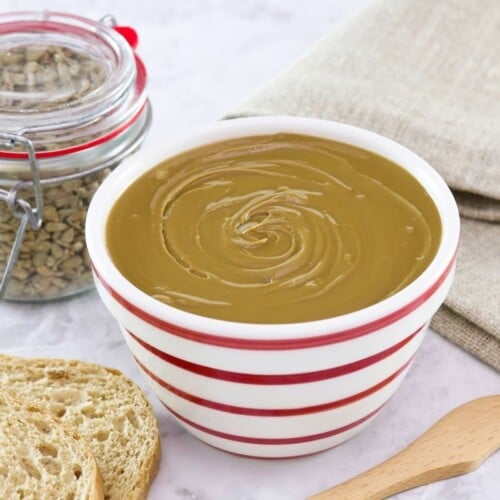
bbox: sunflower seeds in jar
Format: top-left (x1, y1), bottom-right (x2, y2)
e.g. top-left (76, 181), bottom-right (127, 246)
top-left (0, 168), bottom-right (111, 300)
top-left (0, 44), bottom-right (106, 113)
top-left (0, 11), bottom-right (151, 301)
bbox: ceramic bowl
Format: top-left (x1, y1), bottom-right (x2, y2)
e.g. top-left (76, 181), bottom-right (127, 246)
top-left (86, 117), bottom-right (460, 458)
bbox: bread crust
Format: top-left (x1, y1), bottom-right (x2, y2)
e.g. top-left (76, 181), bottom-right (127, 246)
top-left (0, 354), bottom-right (161, 500)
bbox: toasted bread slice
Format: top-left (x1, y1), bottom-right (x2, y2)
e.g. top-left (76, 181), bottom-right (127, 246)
top-left (0, 391), bottom-right (103, 500)
top-left (0, 355), bottom-right (160, 500)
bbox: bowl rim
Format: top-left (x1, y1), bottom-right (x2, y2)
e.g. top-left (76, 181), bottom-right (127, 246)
top-left (86, 116), bottom-right (460, 339)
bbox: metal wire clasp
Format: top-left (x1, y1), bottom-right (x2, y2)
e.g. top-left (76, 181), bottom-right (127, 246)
top-left (99, 14), bottom-right (117, 27)
top-left (0, 133), bottom-right (44, 298)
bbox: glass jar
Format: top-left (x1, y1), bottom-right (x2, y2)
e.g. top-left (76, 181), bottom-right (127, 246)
top-left (0, 11), bottom-right (151, 301)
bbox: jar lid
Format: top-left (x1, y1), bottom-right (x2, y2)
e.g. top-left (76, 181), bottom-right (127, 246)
top-left (0, 11), bottom-right (149, 170)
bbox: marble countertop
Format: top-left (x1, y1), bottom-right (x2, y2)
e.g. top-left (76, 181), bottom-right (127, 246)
top-left (1, 1), bottom-right (499, 498)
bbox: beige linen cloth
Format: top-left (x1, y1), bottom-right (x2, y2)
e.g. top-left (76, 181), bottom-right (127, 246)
top-left (228, 0), bottom-right (500, 370)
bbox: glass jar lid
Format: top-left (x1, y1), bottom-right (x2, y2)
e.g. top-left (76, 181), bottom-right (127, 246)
top-left (0, 11), bottom-right (149, 168)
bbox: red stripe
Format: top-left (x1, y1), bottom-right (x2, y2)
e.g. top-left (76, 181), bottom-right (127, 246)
top-left (93, 251), bottom-right (455, 350)
top-left (136, 355), bottom-right (413, 416)
top-left (127, 324), bottom-right (423, 384)
top-left (164, 403), bottom-right (384, 445)
top-left (0, 98), bottom-right (147, 159)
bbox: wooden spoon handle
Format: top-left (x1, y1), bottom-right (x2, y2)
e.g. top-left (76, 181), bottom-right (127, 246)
top-left (310, 396), bottom-right (500, 500)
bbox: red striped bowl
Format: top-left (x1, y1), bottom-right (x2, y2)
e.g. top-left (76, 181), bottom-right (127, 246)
top-left (86, 117), bottom-right (460, 457)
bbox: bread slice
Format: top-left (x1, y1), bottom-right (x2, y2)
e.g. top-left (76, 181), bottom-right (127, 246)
top-left (0, 391), bottom-right (103, 500)
top-left (0, 355), bottom-right (161, 500)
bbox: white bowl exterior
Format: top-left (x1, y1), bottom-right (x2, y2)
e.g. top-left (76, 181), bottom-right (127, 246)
top-left (183, 415), bottom-right (378, 457)
top-left (95, 269), bottom-right (455, 375)
top-left (86, 117), bottom-right (460, 457)
top-left (94, 268), bottom-right (451, 456)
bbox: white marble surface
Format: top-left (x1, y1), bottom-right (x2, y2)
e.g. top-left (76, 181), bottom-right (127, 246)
top-left (1, 1), bottom-right (499, 499)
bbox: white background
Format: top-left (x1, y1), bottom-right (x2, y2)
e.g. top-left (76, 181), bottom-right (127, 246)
top-left (0, 1), bottom-right (499, 499)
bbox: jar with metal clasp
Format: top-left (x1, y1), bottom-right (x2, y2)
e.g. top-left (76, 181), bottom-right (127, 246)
top-left (0, 11), bottom-right (151, 301)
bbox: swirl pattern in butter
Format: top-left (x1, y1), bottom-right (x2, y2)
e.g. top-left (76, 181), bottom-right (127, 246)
top-left (107, 134), bottom-right (441, 323)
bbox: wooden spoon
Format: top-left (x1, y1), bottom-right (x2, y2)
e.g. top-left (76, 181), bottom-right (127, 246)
top-left (310, 395), bottom-right (500, 500)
